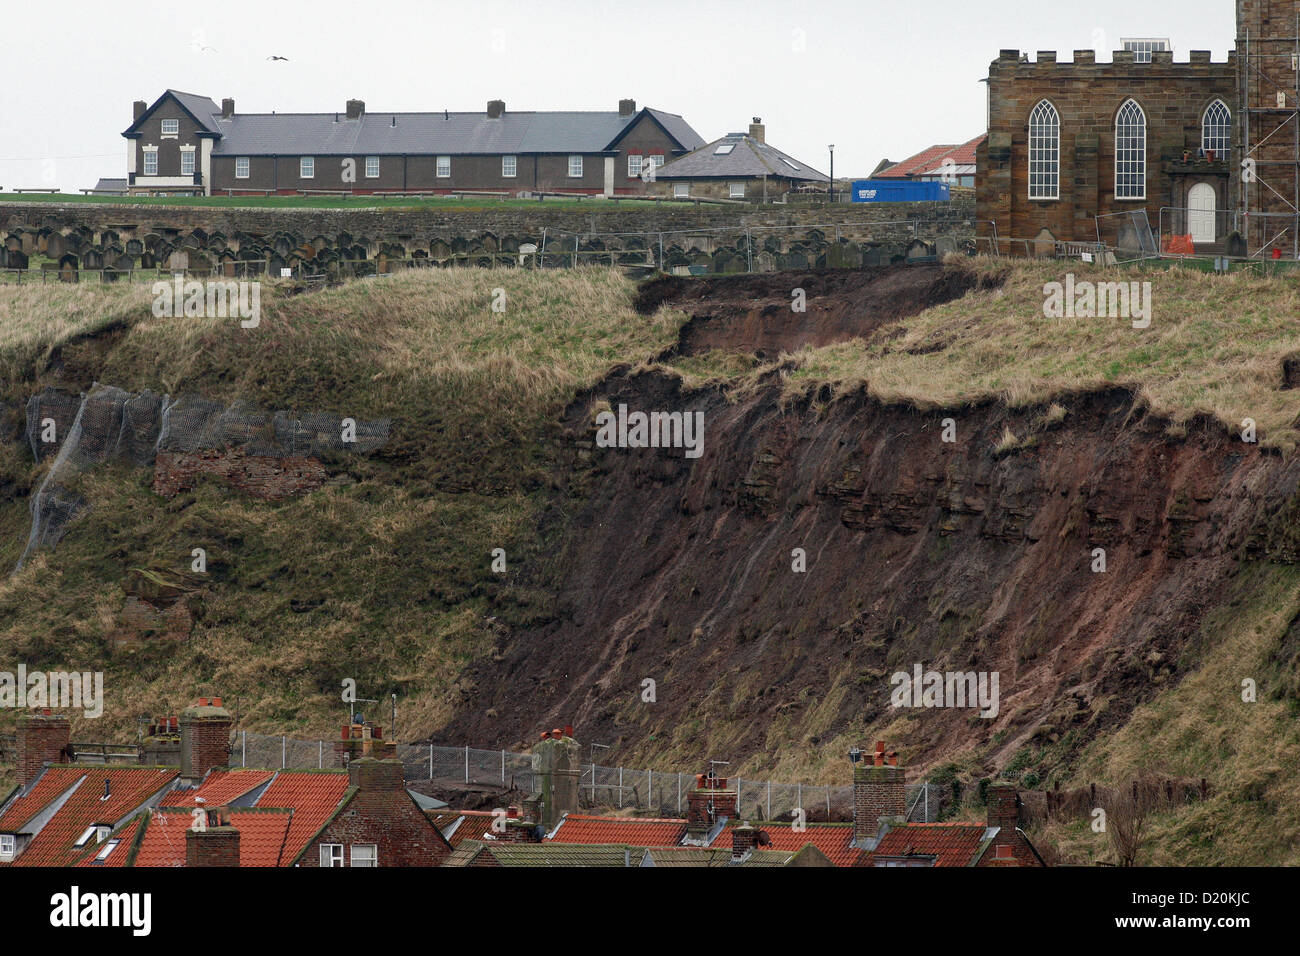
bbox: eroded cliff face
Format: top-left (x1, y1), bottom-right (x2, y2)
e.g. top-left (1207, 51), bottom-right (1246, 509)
top-left (443, 345), bottom-right (1300, 779)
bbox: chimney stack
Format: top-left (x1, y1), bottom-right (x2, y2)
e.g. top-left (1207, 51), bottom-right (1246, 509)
top-left (987, 783), bottom-right (1022, 831)
top-left (333, 720), bottom-right (397, 766)
top-left (185, 807), bottom-right (240, 867)
top-left (346, 755), bottom-right (405, 793)
top-left (852, 741), bottom-right (905, 846)
top-left (346, 99), bottom-right (365, 120)
top-left (619, 98), bottom-right (637, 116)
top-left (685, 772), bottom-right (738, 842)
top-left (487, 99), bottom-right (505, 119)
top-left (749, 117), bottom-right (765, 144)
top-left (15, 711), bottom-right (71, 786)
top-left (179, 698), bottom-right (232, 784)
top-left (731, 822), bottom-right (758, 861)
top-left (221, 98), bottom-right (235, 119)
top-left (529, 726), bottom-right (580, 831)
top-left (133, 100), bottom-right (147, 123)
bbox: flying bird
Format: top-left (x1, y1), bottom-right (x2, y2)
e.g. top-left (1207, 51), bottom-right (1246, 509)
top-left (267, 55), bottom-right (290, 61)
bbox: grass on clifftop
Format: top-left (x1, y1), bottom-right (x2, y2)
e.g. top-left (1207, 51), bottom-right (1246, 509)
top-left (775, 256), bottom-right (1300, 451)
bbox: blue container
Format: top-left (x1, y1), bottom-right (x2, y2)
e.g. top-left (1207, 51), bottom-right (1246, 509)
top-left (851, 179), bottom-right (950, 203)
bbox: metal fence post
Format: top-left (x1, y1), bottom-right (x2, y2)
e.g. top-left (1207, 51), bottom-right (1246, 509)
top-left (501, 749), bottom-right (506, 784)
top-left (736, 776), bottom-right (741, 812)
top-left (241, 731), bottom-right (246, 768)
top-left (618, 767), bottom-right (624, 809)
top-left (678, 773), bottom-right (682, 814)
top-left (658, 233), bottom-right (664, 272)
top-left (464, 745), bottom-right (469, 783)
top-left (281, 736), bottom-right (286, 769)
top-left (648, 769), bottom-right (652, 811)
top-left (318, 740), bottom-right (323, 769)
top-left (797, 782), bottom-right (802, 812)
top-left (826, 786), bottom-right (831, 819)
top-left (767, 780), bottom-right (771, 819)
top-left (429, 745), bottom-right (433, 781)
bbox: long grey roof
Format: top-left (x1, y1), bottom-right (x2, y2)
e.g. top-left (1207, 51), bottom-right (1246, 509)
top-left (657, 133), bottom-right (828, 181)
top-left (137, 90), bottom-right (704, 156)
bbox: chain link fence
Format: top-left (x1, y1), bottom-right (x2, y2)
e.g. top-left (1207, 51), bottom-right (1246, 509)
top-left (231, 733), bottom-right (938, 822)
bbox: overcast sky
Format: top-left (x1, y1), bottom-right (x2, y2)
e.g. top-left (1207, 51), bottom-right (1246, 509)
top-left (0, 0), bottom-right (1236, 191)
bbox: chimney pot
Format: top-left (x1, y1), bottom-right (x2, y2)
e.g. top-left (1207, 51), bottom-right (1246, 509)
top-left (748, 119), bottom-right (766, 144)
top-left (552, 728), bottom-right (564, 739)
top-left (565, 724), bottom-right (573, 738)
top-left (619, 98), bottom-right (637, 116)
top-left (507, 805), bottom-right (519, 818)
top-left (541, 731), bottom-right (550, 740)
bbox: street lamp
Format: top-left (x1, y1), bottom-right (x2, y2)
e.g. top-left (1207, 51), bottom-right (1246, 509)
top-left (828, 144), bottom-right (835, 204)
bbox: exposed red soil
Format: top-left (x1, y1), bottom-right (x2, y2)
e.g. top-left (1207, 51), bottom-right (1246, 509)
top-left (438, 267), bottom-right (1300, 783)
top-left (637, 265), bottom-right (1001, 358)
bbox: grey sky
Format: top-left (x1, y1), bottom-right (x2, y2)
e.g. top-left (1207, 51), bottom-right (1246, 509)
top-left (0, 0), bottom-right (1235, 192)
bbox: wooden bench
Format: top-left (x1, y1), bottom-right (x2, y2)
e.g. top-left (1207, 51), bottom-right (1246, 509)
top-left (13, 188), bottom-right (60, 194)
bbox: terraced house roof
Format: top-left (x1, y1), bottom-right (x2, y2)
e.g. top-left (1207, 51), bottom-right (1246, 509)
top-left (860, 823), bottom-right (993, 867)
top-left (0, 766), bottom-right (178, 867)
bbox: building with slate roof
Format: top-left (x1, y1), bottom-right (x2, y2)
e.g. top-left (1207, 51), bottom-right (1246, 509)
top-left (650, 118), bottom-right (828, 202)
top-left (122, 90), bottom-right (705, 197)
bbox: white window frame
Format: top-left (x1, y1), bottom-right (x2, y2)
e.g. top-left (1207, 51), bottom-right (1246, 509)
top-left (673, 182), bottom-right (690, 198)
top-left (1028, 99), bottom-right (1060, 200)
top-left (651, 154), bottom-right (665, 168)
top-left (365, 156), bottom-right (380, 179)
top-left (1202, 100), bottom-right (1231, 157)
top-left (351, 843), bottom-right (378, 867)
top-left (1115, 99), bottom-right (1147, 200)
top-left (1121, 38), bottom-right (1170, 64)
top-left (628, 154), bottom-right (643, 178)
top-left (180, 149), bottom-right (195, 177)
top-left (161, 119), bottom-right (179, 137)
top-left (321, 843), bottom-right (344, 867)
top-left (437, 156), bottom-right (451, 178)
top-left (300, 156), bottom-right (315, 179)
top-left (143, 147), bottom-right (158, 177)
top-left (729, 182), bottom-right (746, 199)
top-left (0, 834), bottom-right (15, 859)
top-left (502, 155), bottom-right (517, 178)
top-left (235, 157), bottom-right (250, 179)
top-left (94, 839), bottom-right (120, 862)
top-left (74, 825), bottom-right (98, 848)
top-left (568, 155), bottom-right (584, 178)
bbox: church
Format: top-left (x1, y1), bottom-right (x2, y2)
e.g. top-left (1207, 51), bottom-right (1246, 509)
top-left (977, 2), bottom-right (1300, 257)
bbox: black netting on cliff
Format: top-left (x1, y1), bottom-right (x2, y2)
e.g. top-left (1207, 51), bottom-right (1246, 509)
top-left (18, 384), bottom-right (166, 570)
top-left (15, 385), bottom-right (389, 572)
top-left (157, 396), bottom-right (389, 457)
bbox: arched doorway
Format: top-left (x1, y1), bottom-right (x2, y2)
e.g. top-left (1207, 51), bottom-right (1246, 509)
top-left (1189, 183), bottom-right (1217, 244)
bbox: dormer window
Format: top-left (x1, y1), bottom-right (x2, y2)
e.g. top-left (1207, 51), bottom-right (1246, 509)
top-left (0, 834), bottom-right (15, 859)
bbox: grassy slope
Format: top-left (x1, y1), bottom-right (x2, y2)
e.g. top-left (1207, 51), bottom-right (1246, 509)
top-left (4, 258), bottom-right (1300, 863)
top-left (0, 268), bottom-right (684, 740)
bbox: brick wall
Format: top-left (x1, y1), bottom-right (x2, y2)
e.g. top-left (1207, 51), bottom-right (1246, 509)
top-left (180, 700), bottom-right (232, 781)
top-left (153, 449), bottom-right (326, 501)
top-left (297, 757), bottom-right (452, 867)
top-left (186, 827), bottom-right (240, 867)
top-left (979, 783), bottom-right (1042, 866)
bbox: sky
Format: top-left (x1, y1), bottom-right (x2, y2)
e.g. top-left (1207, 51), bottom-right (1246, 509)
top-left (0, 0), bottom-right (1236, 192)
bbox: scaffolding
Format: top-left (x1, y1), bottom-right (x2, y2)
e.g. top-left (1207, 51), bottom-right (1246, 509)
top-left (1239, 19), bottom-right (1300, 257)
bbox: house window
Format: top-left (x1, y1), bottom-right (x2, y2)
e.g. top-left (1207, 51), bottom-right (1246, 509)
top-left (502, 155), bottom-right (517, 178)
top-left (321, 843), bottom-right (344, 867)
top-left (568, 155), bottom-right (583, 178)
top-left (1115, 99), bottom-right (1147, 199)
top-left (673, 183), bottom-right (690, 198)
top-left (161, 119), bottom-right (179, 136)
top-left (628, 154), bottom-right (643, 178)
top-left (715, 143), bottom-right (736, 155)
top-left (300, 156), bottom-right (315, 179)
top-left (235, 157), bottom-right (250, 179)
top-left (0, 834), bottom-right (14, 859)
top-left (729, 182), bottom-right (746, 199)
top-left (143, 149), bottom-right (158, 176)
top-left (1121, 38), bottom-right (1170, 64)
top-left (365, 156), bottom-right (380, 178)
top-left (74, 825), bottom-right (98, 848)
top-left (351, 844), bottom-right (378, 867)
top-left (1028, 99), bottom-right (1060, 200)
top-left (1202, 100), bottom-right (1231, 157)
top-left (651, 155), bottom-right (664, 167)
top-left (93, 839), bottom-right (120, 863)
top-left (181, 150), bottom-right (195, 176)
top-left (437, 156), bottom-right (451, 177)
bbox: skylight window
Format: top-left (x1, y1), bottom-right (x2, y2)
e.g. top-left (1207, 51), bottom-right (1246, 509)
top-left (715, 144), bottom-right (736, 155)
top-left (94, 839), bottom-right (120, 862)
top-left (781, 158), bottom-right (800, 170)
top-left (74, 826), bottom-right (98, 848)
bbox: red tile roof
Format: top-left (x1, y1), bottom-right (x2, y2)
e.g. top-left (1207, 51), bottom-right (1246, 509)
top-left (0, 766), bottom-right (178, 867)
top-left (715, 822), bottom-right (864, 867)
top-left (861, 823), bottom-right (990, 867)
top-left (877, 135), bottom-right (986, 178)
top-left (73, 816), bottom-right (144, 867)
top-left (87, 807), bottom-right (294, 867)
top-left (548, 814), bottom-right (688, 847)
top-left (436, 810), bottom-right (497, 847)
top-left (159, 769), bottom-right (275, 807)
top-left (251, 770), bottom-right (350, 861)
